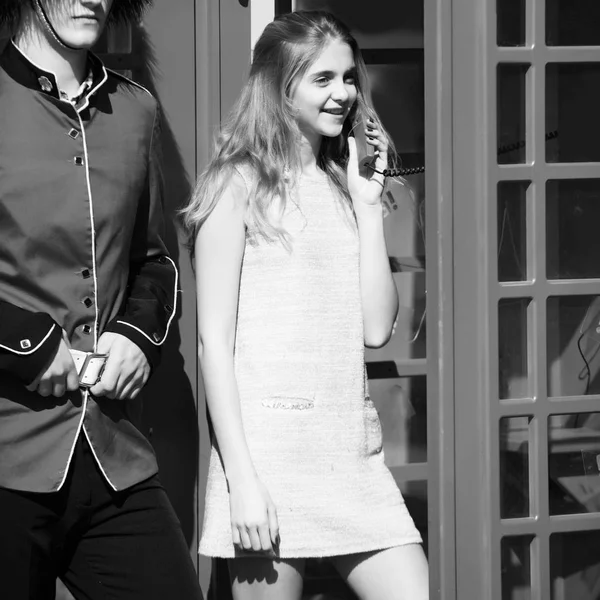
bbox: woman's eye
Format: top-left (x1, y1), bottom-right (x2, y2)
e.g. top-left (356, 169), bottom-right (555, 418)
top-left (315, 77), bottom-right (330, 86)
top-left (344, 77), bottom-right (356, 85)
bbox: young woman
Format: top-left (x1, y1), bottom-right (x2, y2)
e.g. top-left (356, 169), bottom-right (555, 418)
top-left (183, 10), bottom-right (429, 600)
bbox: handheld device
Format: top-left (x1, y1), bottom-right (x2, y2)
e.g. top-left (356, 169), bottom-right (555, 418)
top-left (351, 119), bottom-right (374, 169)
top-left (70, 349), bottom-right (108, 388)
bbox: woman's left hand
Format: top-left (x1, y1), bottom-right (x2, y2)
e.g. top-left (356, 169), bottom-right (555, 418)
top-left (347, 118), bottom-right (388, 208)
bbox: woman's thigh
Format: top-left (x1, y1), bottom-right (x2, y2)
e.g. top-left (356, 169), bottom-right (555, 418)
top-left (228, 557), bottom-right (305, 600)
top-left (331, 544), bottom-right (429, 600)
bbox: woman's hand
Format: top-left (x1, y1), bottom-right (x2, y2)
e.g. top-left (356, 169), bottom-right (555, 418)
top-left (229, 475), bottom-right (280, 554)
top-left (347, 118), bottom-right (388, 208)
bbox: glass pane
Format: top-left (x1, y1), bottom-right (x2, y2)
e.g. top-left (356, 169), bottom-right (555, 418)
top-left (368, 377), bottom-right (427, 465)
top-left (546, 64), bottom-right (600, 163)
top-left (547, 296), bottom-right (600, 397)
top-left (549, 413), bottom-right (600, 515)
top-left (546, 179), bottom-right (600, 280)
top-left (502, 536), bottom-right (533, 600)
top-left (546, 0), bottom-right (600, 47)
top-left (498, 181), bottom-right (529, 282)
top-left (500, 417), bottom-right (532, 518)
top-left (497, 0), bottom-right (526, 47)
top-left (293, 0), bottom-right (424, 49)
top-left (374, 175), bottom-right (426, 360)
top-left (368, 62), bottom-right (424, 157)
top-left (551, 531), bottom-right (600, 599)
top-left (498, 64), bottom-right (529, 164)
top-left (499, 299), bottom-right (531, 400)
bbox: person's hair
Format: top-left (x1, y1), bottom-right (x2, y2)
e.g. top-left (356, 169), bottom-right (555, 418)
top-left (0, 0), bottom-right (153, 31)
top-left (181, 10), bottom-right (397, 247)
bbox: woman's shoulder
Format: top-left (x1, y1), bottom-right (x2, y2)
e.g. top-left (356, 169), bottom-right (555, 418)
top-left (231, 162), bottom-right (258, 194)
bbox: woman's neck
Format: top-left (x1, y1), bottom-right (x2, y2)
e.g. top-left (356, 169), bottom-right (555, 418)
top-left (15, 14), bottom-right (88, 97)
top-left (298, 131), bottom-right (322, 177)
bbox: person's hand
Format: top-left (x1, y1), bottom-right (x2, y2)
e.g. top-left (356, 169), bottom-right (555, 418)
top-left (89, 332), bottom-right (150, 400)
top-left (229, 476), bottom-right (279, 554)
top-left (26, 335), bottom-right (79, 398)
top-left (347, 118), bottom-right (388, 208)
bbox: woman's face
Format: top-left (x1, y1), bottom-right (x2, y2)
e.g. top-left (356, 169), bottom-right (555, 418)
top-left (36, 0), bottom-right (114, 49)
top-left (290, 40), bottom-right (358, 147)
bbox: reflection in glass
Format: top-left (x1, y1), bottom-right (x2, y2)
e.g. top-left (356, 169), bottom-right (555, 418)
top-left (547, 296), bottom-right (600, 397)
top-left (366, 273), bottom-right (426, 362)
top-left (499, 299), bottom-right (531, 400)
top-left (502, 536), bottom-right (533, 600)
top-left (369, 170), bottom-right (426, 362)
top-left (546, 180), bottom-right (600, 280)
top-left (546, 0), bottom-right (600, 46)
top-left (551, 531), bottom-right (600, 599)
top-left (367, 63), bottom-right (424, 156)
top-left (500, 417), bottom-right (532, 518)
top-left (549, 413), bottom-right (600, 515)
top-left (293, 0), bottom-right (424, 50)
top-left (498, 182), bottom-right (529, 282)
top-left (497, 0), bottom-right (526, 47)
top-left (497, 64), bottom-right (529, 164)
top-left (546, 63), bottom-right (600, 163)
top-left (368, 377), bottom-right (427, 466)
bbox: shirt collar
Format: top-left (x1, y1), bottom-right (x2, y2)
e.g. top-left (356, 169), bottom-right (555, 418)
top-left (1, 39), bottom-right (108, 111)
top-left (59, 67), bottom-right (94, 109)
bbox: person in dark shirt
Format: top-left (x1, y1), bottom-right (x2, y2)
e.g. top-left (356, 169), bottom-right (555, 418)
top-left (0, 1), bottom-right (203, 598)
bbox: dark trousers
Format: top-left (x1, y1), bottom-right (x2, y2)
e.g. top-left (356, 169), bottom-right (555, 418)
top-left (0, 436), bottom-right (203, 600)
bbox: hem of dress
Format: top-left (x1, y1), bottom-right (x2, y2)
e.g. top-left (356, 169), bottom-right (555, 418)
top-left (199, 536), bottom-right (423, 559)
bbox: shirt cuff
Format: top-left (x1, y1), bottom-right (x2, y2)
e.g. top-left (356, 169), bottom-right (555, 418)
top-left (0, 315), bottom-right (63, 385)
top-left (104, 319), bottom-right (161, 372)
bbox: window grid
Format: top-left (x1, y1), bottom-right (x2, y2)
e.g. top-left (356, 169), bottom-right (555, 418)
top-left (493, 2), bottom-right (600, 599)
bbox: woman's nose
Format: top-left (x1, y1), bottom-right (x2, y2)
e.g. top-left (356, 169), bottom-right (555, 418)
top-left (331, 80), bottom-right (349, 103)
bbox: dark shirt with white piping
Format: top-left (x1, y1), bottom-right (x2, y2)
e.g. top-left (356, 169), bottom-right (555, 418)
top-left (0, 40), bottom-right (178, 494)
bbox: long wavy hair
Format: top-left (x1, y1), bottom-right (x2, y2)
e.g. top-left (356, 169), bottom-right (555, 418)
top-left (181, 10), bottom-right (396, 246)
top-left (0, 0), bottom-right (152, 30)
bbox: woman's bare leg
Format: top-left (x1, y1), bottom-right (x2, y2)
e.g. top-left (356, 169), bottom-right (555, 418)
top-left (331, 544), bottom-right (429, 600)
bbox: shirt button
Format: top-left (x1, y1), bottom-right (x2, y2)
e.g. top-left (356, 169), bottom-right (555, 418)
top-left (82, 297), bottom-right (93, 308)
top-left (165, 304), bottom-right (173, 314)
top-left (74, 156), bottom-right (84, 166)
top-left (82, 325), bottom-right (92, 335)
top-left (67, 128), bottom-right (80, 139)
top-left (158, 256), bottom-right (167, 265)
top-left (81, 269), bottom-right (91, 279)
top-left (152, 332), bottom-right (161, 342)
top-left (20, 339), bottom-right (32, 350)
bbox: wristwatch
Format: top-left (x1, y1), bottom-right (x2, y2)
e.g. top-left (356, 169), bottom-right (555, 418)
top-left (70, 349), bottom-right (108, 388)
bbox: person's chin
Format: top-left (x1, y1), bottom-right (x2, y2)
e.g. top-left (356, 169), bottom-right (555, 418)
top-left (60, 29), bottom-right (102, 50)
top-left (320, 124), bottom-right (344, 139)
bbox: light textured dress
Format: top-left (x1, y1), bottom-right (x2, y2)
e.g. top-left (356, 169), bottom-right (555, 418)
top-left (199, 168), bottom-right (422, 558)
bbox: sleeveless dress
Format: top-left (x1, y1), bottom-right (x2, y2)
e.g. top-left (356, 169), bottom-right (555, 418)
top-left (199, 169), bottom-right (422, 558)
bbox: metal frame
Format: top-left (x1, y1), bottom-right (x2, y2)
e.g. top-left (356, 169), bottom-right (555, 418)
top-left (494, 0), bottom-right (600, 596)
top-left (455, 0), bottom-right (600, 597)
top-left (425, 0), bottom-right (456, 596)
top-left (452, 0), bottom-right (494, 597)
